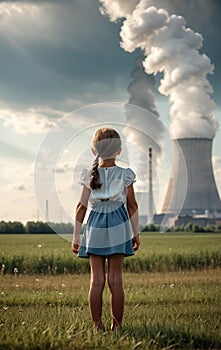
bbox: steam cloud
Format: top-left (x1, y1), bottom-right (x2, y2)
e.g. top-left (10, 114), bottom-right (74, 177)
top-left (99, 0), bottom-right (218, 139)
top-left (123, 54), bottom-right (164, 190)
top-left (127, 54), bottom-right (159, 117)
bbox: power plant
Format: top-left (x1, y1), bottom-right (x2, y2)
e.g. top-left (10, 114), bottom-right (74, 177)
top-left (149, 138), bottom-right (221, 227)
top-left (162, 138), bottom-right (221, 216)
top-left (99, 0), bottom-right (220, 228)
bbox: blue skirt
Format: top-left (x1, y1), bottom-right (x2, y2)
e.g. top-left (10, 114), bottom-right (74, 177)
top-left (78, 201), bottom-right (134, 258)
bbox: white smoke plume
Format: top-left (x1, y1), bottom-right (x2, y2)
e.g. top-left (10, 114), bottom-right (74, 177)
top-left (127, 53), bottom-right (159, 117)
top-left (99, 0), bottom-right (139, 21)
top-left (99, 0), bottom-right (215, 27)
top-left (99, 0), bottom-right (218, 139)
top-left (123, 53), bottom-right (164, 190)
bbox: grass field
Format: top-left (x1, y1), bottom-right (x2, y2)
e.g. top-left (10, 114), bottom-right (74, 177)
top-left (0, 233), bottom-right (221, 349)
top-left (1, 233), bottom-right (221, 274)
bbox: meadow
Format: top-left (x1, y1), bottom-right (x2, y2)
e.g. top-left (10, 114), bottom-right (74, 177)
top-left (0, 233), bottom-right (221, 349)
top-left (1, 233), bottom-right (221, 274)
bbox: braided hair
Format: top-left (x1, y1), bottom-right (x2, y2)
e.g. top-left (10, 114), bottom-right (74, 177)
top-left (89, 128), bottom-right (121, 190)
top-left (89, 154), bottom-right (101, 190)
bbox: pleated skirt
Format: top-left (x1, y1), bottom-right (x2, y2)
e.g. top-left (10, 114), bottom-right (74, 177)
top-left (78, 201), bottom-right (134, 258)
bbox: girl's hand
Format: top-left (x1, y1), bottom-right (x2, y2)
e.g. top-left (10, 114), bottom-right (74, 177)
top-left (72, 242), bottom-right (80, 254)
top-left (132, 235), bottom-right (140, 251)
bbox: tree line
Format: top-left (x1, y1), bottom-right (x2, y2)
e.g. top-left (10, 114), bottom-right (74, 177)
top-left (0, 220), bottom-right (221, 234)
top-left (141, 222), bottom-right (221, 233)
top-left (0, 221), bottom-right (73, 234)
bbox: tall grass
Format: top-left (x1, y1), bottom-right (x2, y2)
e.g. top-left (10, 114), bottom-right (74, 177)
top-left (1, 233), bottom-right (221, 274)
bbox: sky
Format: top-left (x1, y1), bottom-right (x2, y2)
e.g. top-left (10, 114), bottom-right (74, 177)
top-left (0, 0), bottom-right (221, 223)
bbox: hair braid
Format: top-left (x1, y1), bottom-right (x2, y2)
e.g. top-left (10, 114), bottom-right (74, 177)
top-left (89, 154), bottom-right (102, 190)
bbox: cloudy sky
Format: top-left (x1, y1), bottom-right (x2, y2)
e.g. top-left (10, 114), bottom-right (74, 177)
top-left (0, 0), bottom-right (221, 223)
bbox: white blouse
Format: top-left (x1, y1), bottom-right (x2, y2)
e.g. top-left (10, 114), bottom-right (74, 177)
top-left (79, 166), bottom-right (136, 204)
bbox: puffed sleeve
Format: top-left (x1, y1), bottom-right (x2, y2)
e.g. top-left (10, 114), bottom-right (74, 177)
top-left (79, 169), bottom-right (91, 188)
top-left (124, 168), bottom-right (136, 187)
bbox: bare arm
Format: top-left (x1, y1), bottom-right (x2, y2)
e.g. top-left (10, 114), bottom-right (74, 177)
top-left (126, 184), bottom-right (140, 251)
top-left (72, 185), bottom-right (91, 253)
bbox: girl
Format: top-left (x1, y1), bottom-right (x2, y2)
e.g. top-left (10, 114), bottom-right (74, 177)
top-left (72, 127), bottom-right (140, 331)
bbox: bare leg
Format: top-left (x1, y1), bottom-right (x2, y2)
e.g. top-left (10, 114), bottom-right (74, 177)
top-left (107, 254), bottom-right (124, 330)
top-left (88, 254), bottom-right (106, 331)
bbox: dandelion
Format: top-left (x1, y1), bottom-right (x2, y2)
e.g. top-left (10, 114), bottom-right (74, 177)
top-left (14, 268), bottom-right (19, 276)
top-left (15, 284), bottom-right (19, 288)
top-left (38, 244), bottom-right (42, 248)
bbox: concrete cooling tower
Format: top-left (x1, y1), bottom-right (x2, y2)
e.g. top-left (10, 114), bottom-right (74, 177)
top-left (162, 138), bottom-right (221, 216)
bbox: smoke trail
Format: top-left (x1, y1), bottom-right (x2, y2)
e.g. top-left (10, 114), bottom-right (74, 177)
top-left (100, 1), bottom-right (165, 212)
top-left (99, 0), bottom-right (218, 139)
top-left (123, 53), bottom-right (164, 193)
top-left (127, 53), bottom-right (159, 117)
top-left (99, 0), bottom-right (139, 21)
top-left (99, 0), bottom-right (215, 29)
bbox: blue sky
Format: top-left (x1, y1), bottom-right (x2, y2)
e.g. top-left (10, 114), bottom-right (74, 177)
top-left (0, 0), bottom-right (220, 222)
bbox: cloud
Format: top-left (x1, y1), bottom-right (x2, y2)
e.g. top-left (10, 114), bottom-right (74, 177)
top-left (0, 2), bottom-right (37, 22)
top-left (0, 139), bottom-right (33, 159)
top-left (0, 0), bottom-right (138, 111)
top-left (0, 107), bottom-right (65, 134)
top-left (55, 163), bottom-right (72, 174)
top-left (113, 3), bottom-right (218, 139)
top-left (99, 0), bottom-right (139, 21)
top-left (99, 0), bottom-right (221, 105)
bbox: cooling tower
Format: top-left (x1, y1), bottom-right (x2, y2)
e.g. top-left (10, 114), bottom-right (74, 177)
top-left (162, 138), bottom-right (221, 215)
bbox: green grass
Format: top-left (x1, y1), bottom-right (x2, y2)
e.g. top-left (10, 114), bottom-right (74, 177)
top-left (0, 271), bottom-right (220, 349)
top-left (0, 234), bottom-right (221, 349)
top-left (1, 233), bottom-right (221, 274)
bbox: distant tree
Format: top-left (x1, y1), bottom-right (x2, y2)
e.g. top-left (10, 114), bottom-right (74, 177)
top-left (26, 221), bottom-right (46, 234)
top-left (26, 221), bottom-right (36, 234)
top-left (216, 224), bottom-right (221, 232)
top-left (192, 223), bottom-right (204, 233)
top-left (0, 221), bottom-right (25, 234)
top-left (0, 221), bottom-right (8, 233)
top-left (141, 223), bottom-right (160, 232)
top-left (184, 222), bottom-right (193, 232)
top-left (26, 221), bottom-right (74, 234)
top-left (148, 223), bottom-right (157, 232)
top-left (179, 224), bottom-right (185, 232)
top-left (11, 221), bottom-right (26, 233)
top-left (204, 225), bottom-right (216, 233)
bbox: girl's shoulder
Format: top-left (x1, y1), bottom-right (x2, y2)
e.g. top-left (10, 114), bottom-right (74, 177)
top-left (79, 169), bottom-right (91, 188)
top-left (115, 166), bottom-right (136, 186)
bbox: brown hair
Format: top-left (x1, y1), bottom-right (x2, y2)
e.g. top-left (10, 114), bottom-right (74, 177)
top-left (89, 128), bottom-right (121, 190)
